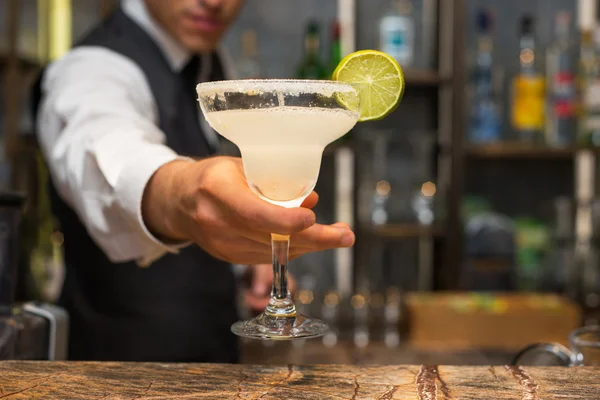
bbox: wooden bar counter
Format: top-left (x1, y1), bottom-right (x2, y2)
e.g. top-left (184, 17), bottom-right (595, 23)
top-left (1, 361), bottom-right (600, 399)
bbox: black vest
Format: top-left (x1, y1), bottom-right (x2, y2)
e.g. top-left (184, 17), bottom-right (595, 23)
top-left (32, 9), bottom-right (239, 362)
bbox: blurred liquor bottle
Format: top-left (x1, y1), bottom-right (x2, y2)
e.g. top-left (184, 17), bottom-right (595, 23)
top-left (581, 200), bottom-right (600, 325)
top-left (383, 288), bottom-right (406, 348)
top-left (468, 8), bottom-right (501, 144)
top-left (541, 197), bottom-right (575, 296)
top-left (296, 21), bottom-right (327, 79)
top-left (514, 217), bottom-right (550, 292)
top-left (511, 15), bottom-right (545, 144)
top-left (578, 27), bottom-right (600, 146)
top-left (236, 29), bottom-right (261, 79)
top-left (351, 292), bottom-right (369, 350)
top-left (320, 291), bottom-right (340, 348)
top-left (378, 0), bottom-right (414, 67)
top-left (462, 207), bottom-right (517, 291)
top-left (545, 12), bottom-right (577, 147)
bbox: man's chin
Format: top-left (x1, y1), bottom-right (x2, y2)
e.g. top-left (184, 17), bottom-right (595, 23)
top-left (182, 37), bottom-right (221, 53)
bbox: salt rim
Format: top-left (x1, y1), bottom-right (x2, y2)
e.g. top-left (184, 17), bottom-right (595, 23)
top-left (196, 79), bottom-right (358, 97)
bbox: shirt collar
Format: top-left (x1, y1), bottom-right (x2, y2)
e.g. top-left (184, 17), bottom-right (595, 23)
top-left (122, 0), bottom-right (191, 71)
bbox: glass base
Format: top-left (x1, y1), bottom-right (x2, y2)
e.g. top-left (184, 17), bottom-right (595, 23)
top-left (231, 312), bottom-right (329, 340)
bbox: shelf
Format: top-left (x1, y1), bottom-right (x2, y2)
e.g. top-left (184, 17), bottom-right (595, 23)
top-left (403, 69), bottom-right (448, 86)
top-left (466, 143), bottom-right (600, 159)
top-left (363, 223), bottom-right (445, 238)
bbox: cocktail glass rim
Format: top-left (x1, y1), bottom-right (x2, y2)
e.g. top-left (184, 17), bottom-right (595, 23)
top-left (196, 78), bottom-right (361, 96)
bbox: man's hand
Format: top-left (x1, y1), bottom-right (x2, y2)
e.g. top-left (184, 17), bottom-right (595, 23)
top-left (142, 157), bottom-right (355, 264)
top-left (243, 264), bottom-right (296, 312)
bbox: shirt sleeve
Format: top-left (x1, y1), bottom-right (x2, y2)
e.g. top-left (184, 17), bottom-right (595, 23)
top-left (37, 47), bottom-right (193, 267)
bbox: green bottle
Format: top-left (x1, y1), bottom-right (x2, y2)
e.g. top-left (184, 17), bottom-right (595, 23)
top-left (296, 21), bottom-right (327, 79)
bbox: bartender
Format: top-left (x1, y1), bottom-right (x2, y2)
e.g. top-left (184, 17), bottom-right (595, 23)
top-left (32, 0), bottom-right (355, 362)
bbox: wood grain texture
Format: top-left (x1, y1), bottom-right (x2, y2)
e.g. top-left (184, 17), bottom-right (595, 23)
top-left (1, 362), bottom-right (600, 399)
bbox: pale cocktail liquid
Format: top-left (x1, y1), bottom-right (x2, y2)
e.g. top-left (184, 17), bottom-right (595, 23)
top-left (205, 106), bottom-right (358, 207)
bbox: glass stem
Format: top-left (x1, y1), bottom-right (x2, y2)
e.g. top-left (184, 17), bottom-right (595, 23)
top-left (265, 233), bottom-right (296, 317)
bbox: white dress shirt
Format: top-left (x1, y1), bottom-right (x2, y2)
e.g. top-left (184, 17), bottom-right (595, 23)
top-left (37, 0), bottom-right (235, 267)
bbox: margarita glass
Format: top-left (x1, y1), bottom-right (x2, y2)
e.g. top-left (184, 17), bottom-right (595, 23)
top-left (197, 79), bottom-right (360, 339)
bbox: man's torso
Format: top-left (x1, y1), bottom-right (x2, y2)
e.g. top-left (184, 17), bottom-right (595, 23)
top-left (33, 8), bottom-right (239, 362)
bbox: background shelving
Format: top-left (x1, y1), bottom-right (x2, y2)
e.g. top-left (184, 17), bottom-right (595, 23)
top-left (3, 0), bottom-right (597, 299)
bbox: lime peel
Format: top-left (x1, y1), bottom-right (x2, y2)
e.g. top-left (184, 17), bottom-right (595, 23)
top-left (332, 50), bottom-right (404, 122)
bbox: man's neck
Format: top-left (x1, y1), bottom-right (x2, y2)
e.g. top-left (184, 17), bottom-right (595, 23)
top-left (121, 0), bottom-right (191, 71)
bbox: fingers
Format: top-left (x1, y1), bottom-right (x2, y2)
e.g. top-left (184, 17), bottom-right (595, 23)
top-left (248, 264), bottom-right (295, 296)
top-left (250, 264), bottom-right (272, 296)
top-left (300, 192), bottom-right (319, 209)
top-left (245, 263), bottom-right (272, 312)
top-left (225, 253), bottom-right (272, 265)
top-left (230, 222), bottom-right (355, 258)
top-left (244, 267), bottom-right (299, 312)
top-left (291, 223), bottom-right (355, 250)
top-left (194, 157), bottom-right (355, 264)
top-left (233, 229), bottom-right (271, 246)
top-left (221, 183), bottom-right (317, 235)
top-left (233, 220), bottom-right (353, 247)
top-left (202, 235), bottom-right (271, 264)
top-left (244, 291), bottom-right (270, 311)
top-left (331, 221), bottom-right (351, 230)
top-left (202, 221), bottom-right (354, 265)
top-left (287, 272), bottom-right (297, 294)
top-left (200, 157), bottom-right (317, 235)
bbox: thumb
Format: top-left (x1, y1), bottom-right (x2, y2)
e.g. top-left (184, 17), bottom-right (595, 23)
top-left (252, 264), bottom-right (272, 295)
